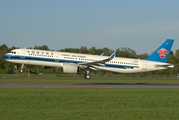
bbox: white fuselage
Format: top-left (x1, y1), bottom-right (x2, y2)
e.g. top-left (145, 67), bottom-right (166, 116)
top-left (3, 49), bottom-right (173, 73)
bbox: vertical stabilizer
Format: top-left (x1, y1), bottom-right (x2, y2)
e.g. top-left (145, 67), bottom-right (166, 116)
top-left (145, 39), bottom-right (174, 62)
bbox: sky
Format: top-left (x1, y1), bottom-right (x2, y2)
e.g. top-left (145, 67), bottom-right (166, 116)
top-left (0, 0), bottom-right (179, 54)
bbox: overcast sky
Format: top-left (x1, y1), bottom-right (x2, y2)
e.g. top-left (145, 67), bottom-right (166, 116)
top-left (1, 0), bottom-right (179, 54)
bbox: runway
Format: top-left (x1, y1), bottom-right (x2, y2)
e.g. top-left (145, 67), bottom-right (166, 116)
top-left (0, 83), bottom-right (179, 89)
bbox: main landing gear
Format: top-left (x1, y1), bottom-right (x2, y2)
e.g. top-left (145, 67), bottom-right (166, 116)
top-left (84, 70), bottom-right (91, 80)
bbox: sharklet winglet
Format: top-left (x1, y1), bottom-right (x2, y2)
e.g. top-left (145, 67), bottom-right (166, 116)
top-left (109, 49), bottom-right (118, 59)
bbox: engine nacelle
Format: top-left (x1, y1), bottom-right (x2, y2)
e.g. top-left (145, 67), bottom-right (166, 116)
top-left (63, 63), bottom-right (79, 73)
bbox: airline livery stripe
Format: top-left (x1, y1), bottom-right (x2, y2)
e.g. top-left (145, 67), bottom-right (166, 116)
top-left (4, 55), bottom-right (139, 69)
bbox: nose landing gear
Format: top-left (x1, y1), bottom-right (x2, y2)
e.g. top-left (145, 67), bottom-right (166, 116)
top-left (20, 64), bottom-right (24, 72)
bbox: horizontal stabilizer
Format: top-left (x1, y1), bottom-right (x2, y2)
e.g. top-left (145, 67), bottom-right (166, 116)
top-left (155, 63), bottom-right (174, 68)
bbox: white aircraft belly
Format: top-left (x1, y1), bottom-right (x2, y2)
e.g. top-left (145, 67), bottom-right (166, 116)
top-left (7, 59), bottom-right (63, 67)
top-left (98, 66), bottom-right (142, 73)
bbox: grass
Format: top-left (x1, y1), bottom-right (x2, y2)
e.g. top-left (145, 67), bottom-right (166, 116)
top-left (0, 76), bottom-right (179, 120)
top-left (0, 88), bottom-right (179, 120)
top-left (0, 75), bottom-right (179, 84)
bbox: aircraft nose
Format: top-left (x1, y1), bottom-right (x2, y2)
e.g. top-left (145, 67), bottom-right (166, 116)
top-left (3, 54), bottom-right (9, 60)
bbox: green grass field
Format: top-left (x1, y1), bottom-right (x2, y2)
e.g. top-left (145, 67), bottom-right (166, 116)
top-left (0, 75), bottom-right (179, 84)
top-left (0, 76), bottom-right (179, 120)
top-left (0, 88), bottom-right (179, 120)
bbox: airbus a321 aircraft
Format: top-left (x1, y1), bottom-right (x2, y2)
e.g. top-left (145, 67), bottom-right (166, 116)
top-left (3, 39), bottom-right (174, 79)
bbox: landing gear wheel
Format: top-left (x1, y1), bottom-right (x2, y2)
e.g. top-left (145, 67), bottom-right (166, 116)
top-left (84, 74), bottom-right (91, 80)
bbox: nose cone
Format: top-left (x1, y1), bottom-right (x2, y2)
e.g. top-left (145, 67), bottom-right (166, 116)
top-left (3, 54), bottom-right (9, 60)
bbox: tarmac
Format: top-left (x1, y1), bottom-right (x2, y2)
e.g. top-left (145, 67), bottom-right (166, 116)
top-left (0, 83), bottom-right (179, 89)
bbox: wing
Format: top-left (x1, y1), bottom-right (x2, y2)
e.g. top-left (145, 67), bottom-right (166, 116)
top-left (79, 49), bottom-right (118, 69)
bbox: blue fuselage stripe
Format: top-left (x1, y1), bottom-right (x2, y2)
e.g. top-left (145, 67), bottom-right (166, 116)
top-left (3, 55), bottom-right (139, 69)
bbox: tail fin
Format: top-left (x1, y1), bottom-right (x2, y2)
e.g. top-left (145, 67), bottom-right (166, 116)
top-left (145, 39), bottom-right (174, 63)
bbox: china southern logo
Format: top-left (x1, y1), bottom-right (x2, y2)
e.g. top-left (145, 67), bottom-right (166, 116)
top-left (157, 48), bottom-right (169, 59)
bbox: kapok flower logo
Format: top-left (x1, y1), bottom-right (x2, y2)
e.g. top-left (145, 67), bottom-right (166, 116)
top-left (157, 48), bottom-right (169, 59)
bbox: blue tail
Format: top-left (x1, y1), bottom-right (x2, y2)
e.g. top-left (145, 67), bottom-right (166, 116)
top-left (145, 39), bottom-right (174, 63)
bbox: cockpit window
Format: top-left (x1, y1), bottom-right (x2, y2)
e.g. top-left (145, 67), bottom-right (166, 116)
top-left (11, 51), bottom-right (16, 54)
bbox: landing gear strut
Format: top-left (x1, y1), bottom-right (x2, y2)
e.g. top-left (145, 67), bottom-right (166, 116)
top-left (20, 64), bottom-right (24, 72)
top-left (84, 70), bottom-right (91, 80)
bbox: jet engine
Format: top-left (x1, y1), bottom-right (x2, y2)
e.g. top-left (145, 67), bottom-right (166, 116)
top-left (63, 63), bottom-right (79, 73)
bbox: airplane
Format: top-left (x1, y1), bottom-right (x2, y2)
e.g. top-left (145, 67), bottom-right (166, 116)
top-left (3, 39), bottom-right (174, 79)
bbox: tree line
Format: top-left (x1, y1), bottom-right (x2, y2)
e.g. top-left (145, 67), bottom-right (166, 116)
top-left (0, 44), bottom-right (179, 75)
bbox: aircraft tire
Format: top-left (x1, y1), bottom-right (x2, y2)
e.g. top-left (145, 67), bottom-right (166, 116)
top-left (84, 74), bottom-right (91, 80)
